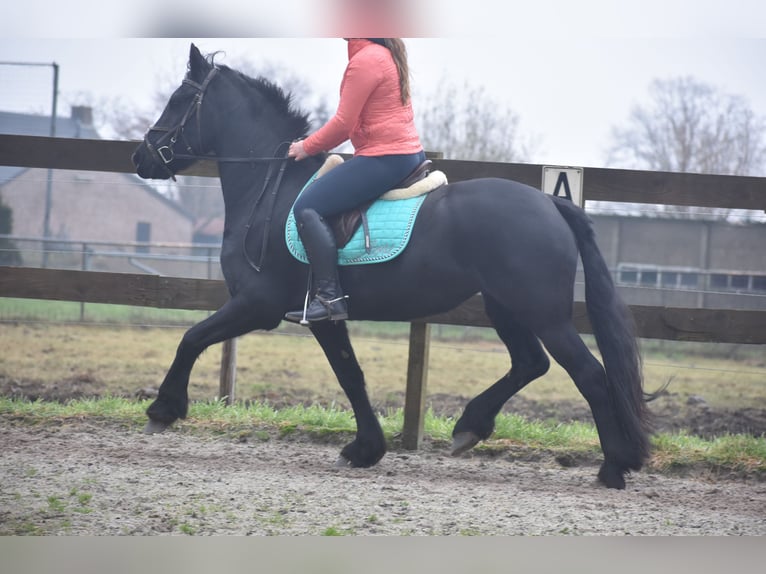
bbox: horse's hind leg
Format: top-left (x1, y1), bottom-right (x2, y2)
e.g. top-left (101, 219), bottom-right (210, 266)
top-left (310, 320), bottom-right (386, 467)
top-left (537, 323), bottom-right (636, 489)
top-left (452, 296), bottom-right (550, 455)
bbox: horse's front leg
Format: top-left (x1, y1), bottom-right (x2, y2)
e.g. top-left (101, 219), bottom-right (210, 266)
top-left (310, 320), bottom-right (386, 467)
top-left (144, 296), bottom-right (264, 433)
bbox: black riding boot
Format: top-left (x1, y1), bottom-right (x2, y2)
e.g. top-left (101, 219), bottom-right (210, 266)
top-left (285, 209), bottom-right (348, 324)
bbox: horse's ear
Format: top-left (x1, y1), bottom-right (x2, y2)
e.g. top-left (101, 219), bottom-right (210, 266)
top-left (188, 43), bottom-right (208, 77)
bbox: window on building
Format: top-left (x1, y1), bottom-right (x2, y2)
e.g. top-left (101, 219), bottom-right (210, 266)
top-left (730, 275), bottom-right (749, 290)
top-left (679, 273), bottom-right (699, 289)
top-left (661, 272), bottom-right (679, 288)
top-left (617, 264), bottom-right (764, 295)
top-left (619, 267), bottom-right (638, 284)
top-left (710, 274), bottom-right (728, 290)
top-left (640, 270), bottom-right (658, 287)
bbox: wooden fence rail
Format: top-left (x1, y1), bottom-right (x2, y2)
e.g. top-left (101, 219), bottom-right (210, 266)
top-left (1, 134), bottom-right (765, 210)
top-left (2, 134), bottom-right (765, 448)
top-left (2, 267), bottom-right (765, 345)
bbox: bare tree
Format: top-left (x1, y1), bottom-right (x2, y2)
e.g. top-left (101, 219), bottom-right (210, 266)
top-left (65, 92), bottom-right (156, 141)
top-left (606, 76), bottom-right (766, 219)
top-left (0, 193), bottom-right (22, 265)
top-left (415, 77), bottom-right (536, 162)
top-left (609, 77), bottom-right (766, 175)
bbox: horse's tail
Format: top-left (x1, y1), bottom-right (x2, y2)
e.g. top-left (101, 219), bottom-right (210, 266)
top-left (551, 196), bottom-right (651, 465)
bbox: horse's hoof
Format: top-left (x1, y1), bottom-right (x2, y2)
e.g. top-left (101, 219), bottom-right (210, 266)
top-left (335, 455), bottom-right (352, 468)
top-left (143, 419), bottom-right (173, 435)
top-left (597, 461), bottom-right (627, 489)
top-left (451, 431), bottom-right (481, 456)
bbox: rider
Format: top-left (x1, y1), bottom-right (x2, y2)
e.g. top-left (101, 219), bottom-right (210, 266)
top-left (285, 38), bottom-right (426, 324)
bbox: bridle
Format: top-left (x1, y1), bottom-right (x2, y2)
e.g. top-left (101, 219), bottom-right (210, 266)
top-left (142, 65), bottom-right (291, 179)
top-left (142, 65), bottom-right (294, 273)
top-left (143, 66), bottom-right (221, 181)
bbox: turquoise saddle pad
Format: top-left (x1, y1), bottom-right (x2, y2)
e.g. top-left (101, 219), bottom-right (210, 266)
top-left (285, 173), bottom-right (427, 266)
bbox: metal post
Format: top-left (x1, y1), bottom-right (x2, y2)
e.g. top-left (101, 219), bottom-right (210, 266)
top-left (80, 242), bottom-right (87, 321)
top-left (41, 63), bottom-right (59, 267)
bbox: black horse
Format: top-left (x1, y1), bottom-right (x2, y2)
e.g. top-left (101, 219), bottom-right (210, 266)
top-left (132, 44), bottom-right (651, 489)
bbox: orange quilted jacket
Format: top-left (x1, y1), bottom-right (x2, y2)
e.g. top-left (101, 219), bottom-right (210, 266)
top-left (302, 39), bottom-right (423, 157)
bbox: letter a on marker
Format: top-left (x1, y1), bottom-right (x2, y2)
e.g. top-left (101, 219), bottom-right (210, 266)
top-left (553, 172), bottom-right (573, 201)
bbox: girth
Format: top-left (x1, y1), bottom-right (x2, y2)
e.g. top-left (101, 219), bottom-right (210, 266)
top-left (330, 159), bottom-right (433, 249)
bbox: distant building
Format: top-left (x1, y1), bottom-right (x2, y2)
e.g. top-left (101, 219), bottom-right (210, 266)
top-left (586, 214), bottom-right (766, 311)
top-left (0, 107), bottom-right (200, 274)
top-left (0, 107), bottom-right (194, 246)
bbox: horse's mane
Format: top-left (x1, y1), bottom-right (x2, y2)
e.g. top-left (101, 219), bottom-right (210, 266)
top-left (201, 53), bottom-right (311, 138)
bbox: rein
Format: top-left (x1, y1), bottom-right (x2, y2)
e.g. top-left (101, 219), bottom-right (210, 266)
top-left (142, 65), bottom-right (295, 273)
top-left (242, 142), bottom-right (292, 273)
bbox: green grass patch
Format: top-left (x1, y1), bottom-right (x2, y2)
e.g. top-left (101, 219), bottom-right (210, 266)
top-left (320, 526), bottom-right (354, 536)
top-left (1, 396), bottom-right (763, 478)
top-left (651, 432), bottom-right (766, 475)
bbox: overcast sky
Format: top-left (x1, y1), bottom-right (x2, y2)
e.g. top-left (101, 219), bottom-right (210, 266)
top-left (1, 2), bottom-right (765, 169)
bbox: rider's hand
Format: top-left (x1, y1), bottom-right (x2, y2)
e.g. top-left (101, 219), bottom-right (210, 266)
top-left (288, 139), bottom-right (309, 161)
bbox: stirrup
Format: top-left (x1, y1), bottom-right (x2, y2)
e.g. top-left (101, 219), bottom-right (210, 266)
top-left (284, 294), bottom-right (349, 326)
top-left (286, 271), bottom-right (315, 326)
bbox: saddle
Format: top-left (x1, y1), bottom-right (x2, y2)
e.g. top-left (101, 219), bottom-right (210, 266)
top-left (286, 155), bottom-right (448, 265)
top-left (327, 158), bottom-right (442, 248)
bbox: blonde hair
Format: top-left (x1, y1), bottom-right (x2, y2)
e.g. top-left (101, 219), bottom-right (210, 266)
top-left (381, 39), bottom-right (411, 105)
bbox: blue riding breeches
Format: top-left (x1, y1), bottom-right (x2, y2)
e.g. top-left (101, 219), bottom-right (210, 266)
top-left (293, 151), bottom-right (426, 222)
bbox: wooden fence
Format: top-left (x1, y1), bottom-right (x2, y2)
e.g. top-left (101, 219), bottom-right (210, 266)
top-left (1, 134), bottom-right (765, 448)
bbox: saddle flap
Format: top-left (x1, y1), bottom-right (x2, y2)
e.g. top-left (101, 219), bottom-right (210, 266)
top-left (286, 193), bottom-right (428, 266)
top-left (331, 200), bottom-right (374, 249)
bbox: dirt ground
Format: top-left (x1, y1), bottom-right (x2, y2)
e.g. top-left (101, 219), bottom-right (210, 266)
top-left (1, 418), bottom-right (765, 536)
top-left (2, 373), bottom-right (766, 535)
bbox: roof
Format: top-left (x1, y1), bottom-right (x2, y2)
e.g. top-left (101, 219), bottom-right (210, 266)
top-left (0, 107), bottom-right (102, 186)
top-left (0, 109), bottom-right (100, 139)
top-left (0, 108), bottom-right (195, 223)
top-left (194, 216), bottom-right (225, 236)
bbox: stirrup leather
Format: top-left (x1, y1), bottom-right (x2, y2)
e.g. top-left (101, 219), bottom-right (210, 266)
top-left (316, 294), bottom-right (348, 307)
top-left (310, 294), bottom-right (349, 321)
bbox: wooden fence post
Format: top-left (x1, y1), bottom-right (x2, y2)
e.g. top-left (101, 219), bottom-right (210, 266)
top-left (219, 338), bottom-right (237, 405)
top-left (402, 322), bottom-right (431, 450)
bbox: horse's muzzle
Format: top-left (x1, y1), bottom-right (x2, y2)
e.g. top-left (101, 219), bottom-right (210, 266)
top-left (132, 144), bottom-right (171, 180)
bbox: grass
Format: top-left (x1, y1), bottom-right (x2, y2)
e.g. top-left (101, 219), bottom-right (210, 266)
top-left (1, 320), bottom-right (764, 412)
top-left (0, 297), bottom-right (210, 326)
top-left (1, 396), bottom-right (764, 478)
top-left (321, 526), bottom-right (355, 536)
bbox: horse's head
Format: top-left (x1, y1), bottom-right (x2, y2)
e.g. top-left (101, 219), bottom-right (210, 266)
top-left (133, 43), bottom-right (314, 184)
top-left (132, 44), bottom-right (220, 180)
